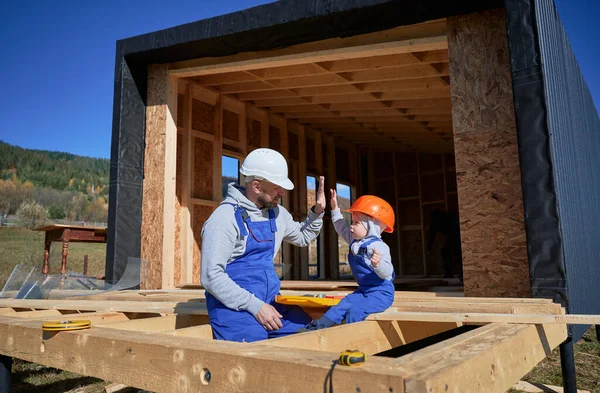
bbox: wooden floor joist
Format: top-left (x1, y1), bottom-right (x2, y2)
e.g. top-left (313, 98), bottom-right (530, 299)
top-left (0, 290), bottom-right (580, 392)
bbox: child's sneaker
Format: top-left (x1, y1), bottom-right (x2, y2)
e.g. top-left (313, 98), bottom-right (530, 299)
top-left (297, 316), bottom-right (334, 332)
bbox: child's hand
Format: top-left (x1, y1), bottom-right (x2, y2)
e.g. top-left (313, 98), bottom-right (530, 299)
top-left (330, 189), bottom-right (338, 211)
top-left (370, 249), bottom-right (381, 268)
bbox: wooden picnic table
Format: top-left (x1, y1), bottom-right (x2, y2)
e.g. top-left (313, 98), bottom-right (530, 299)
top-left (35, 224), bottom-right (107, 275)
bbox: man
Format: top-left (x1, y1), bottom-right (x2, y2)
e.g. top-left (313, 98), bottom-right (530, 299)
top-left (427, 209), bottom-right (463, 279)
top-left (201, 148), bottom-right (326, 342)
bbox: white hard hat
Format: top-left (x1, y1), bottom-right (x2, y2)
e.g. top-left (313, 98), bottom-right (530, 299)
top-left (240, 148), bottom-right (294, 190)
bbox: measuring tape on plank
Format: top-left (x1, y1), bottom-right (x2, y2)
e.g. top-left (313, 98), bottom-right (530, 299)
top-left (42, 320), bottom-right (91, 332)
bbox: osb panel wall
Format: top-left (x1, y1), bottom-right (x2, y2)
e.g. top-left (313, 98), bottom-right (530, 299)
top-left (193, 138), bottom-right (213, 200)
top-left (269, 126), bottom-right (281, 151)
top-left (141, 65), bottom-right (175, 290)
top-left (192, 100), bottom-right (214, 134)
top-left (247, 118), bottom-right (262, 148)
top-left (223, 110), bottom-right (239, 142)
top-left (448, 9), bottom-right (530, 297)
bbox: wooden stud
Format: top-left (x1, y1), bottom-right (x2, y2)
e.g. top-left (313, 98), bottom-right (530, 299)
top-left (417, 153), bottom-right (427, 276)
top-left (239, 104), bottom-right (248, 156)
top-left (180, 82), bottom-right (194, 285)
top-left (295, 124), bottom-right (309, 280)
top-left (325, 135), bottom-right (339, 280)
top-left (141, 65), bottom-right (178, 290)
top-left (213, 94), bottom-right (223, 202)
top-left (262, 320), bottom-right (461, 355)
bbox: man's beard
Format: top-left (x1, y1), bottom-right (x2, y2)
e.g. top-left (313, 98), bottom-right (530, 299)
top-left (258, 193), bottom-right (279, 209)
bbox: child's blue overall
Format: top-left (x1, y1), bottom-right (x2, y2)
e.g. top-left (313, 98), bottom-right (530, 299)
top-left (205, 204), bottom-right (311, 342)
top-left (323, 238), bottom-right (395, 324)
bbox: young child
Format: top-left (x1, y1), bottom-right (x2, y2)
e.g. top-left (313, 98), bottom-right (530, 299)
top-left (300, 191), bottom-right (395, 331)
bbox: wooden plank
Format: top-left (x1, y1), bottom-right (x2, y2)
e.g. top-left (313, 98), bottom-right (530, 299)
top-left (141, 65), bottom-right (177, 290)
top-left (318, 52), bottom-right (422, 73)
top-left (296, 124), bottom-right (309, 280)
top-left (343, 64), bottom-right (450, 84)
top-left (165, 324), bottom-right (213, 339)
top-left (417, 153), bottom-right (427, 275)
top-left (397, 323), bottom-right (567, 393)
top-left (222, 95), bottom-right (246, 115)
top-left (170, 26), bottom-right (448, 77)
top-left (325, 135), bottom-right (339, 280)
top-left (0, 299), bottom-right (207, 315)
top-left (239, 104), bottom-right (248, 156)
top-left (181, 82), bottom-right (194, 285)
top-left (28, 312), bottom-right (131, 324)
top-left (190, 83), bottom-right (218, 105)
top-left (248, 63), bottom-right (330, 80)
top-left (0, 316), bottom-right (406, 393)
top-left (448, 10), bottom-right (529, 297)
top-left (262, 320), bottom-right (460, 355)
top-left (97, 314), bottom-right (209, 332)
top-left (7, 310), bottom-right (62, 318)
top-left (368, 311), bottom-right (600, 325)
top-left (193, 71), bottom-right (258, 86)
top-left (190, 198), bottom-right (220, 207)
top-left (213, 93), bottom-right (223, 201)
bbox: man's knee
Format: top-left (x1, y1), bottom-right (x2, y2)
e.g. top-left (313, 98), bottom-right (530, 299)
top-left (211, 317), bottom-right (267, 343)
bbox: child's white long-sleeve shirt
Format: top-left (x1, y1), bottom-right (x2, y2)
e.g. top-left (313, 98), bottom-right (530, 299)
top-left (331, 209), bottom-right (395, 281)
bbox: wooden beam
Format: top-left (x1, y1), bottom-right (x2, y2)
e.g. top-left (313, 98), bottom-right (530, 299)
top-left (165, 324), bottom-right (213, 339)
top-left (262, 320), bottom-right (461, 355)
top-left (5, 310), bottom-right (62, 319)
top-left (213, 93), bottom-right (223, 201)
top-left (239, 103), bottom-right (248, 156)
top-left (0, 299), bottom-right (207, 315)
top-left (325, 135), bottom-right (339, 280)
top-left (396, 323), bottom-right (567, 393)
top-left (0, 316), bottom-right (404, 393)
top-left (180, 82), bottom-right (194, 285)
top-left (369, 311), bottom-right (600, 325)
top-left (97, 314), bottom-right (209, 332)
top-left (141, 65), bottom-right (178, 290)
top-left (190, 198), bottom-right (220, 208)
top-left (169, 24), bottom-right (448, 77)
top-left (295, 123), bottom-right (309, 280)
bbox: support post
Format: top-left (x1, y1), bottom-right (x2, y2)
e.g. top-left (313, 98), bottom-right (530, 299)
top-left (559, 337), bottom-right (577, 393)
top-left (0, 355), bottom-right (12, 393)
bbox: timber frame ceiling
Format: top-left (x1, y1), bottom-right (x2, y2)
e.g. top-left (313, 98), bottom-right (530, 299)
top-left (175, 19), bottom-right (453, 153)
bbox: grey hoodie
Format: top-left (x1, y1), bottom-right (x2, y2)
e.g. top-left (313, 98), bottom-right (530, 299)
top-left (332, 209), bottom-right (394, 281)
top-left (201, 183), bottom-right (324, 316)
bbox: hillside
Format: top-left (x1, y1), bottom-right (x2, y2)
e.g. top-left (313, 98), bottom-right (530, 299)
top-left (0, 141), bottom-right (109, 224)
top-left (0, 141), bottom-right (109, 196)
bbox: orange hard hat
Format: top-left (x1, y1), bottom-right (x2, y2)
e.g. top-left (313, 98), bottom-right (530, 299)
top-left (343, 195), bottom-right (395, 233)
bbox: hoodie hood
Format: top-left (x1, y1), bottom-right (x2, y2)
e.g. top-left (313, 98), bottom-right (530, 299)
top-left (222, 183), bottom-right (262, 213)
top-left (350, 212), bottom-right (384, 255)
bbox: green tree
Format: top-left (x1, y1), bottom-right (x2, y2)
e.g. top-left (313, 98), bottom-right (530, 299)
top-left (48, 204), bottom-right (66, 220)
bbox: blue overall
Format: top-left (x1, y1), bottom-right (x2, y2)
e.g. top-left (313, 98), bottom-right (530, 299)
top-left (323, 238), bottom-right (395, 324)
top-left (205, 204), bottom-right (311, 342)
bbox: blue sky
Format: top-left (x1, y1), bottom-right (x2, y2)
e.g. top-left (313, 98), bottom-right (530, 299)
top-left (1, 0), bottom-right (598, 172)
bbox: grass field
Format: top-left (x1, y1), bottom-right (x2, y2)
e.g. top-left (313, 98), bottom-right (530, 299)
top-left (0, 227), bottom-right (599, 392)
top-left (0, 227), bottom-right (106, 289)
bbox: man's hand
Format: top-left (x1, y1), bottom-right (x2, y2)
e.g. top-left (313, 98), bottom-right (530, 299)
top-left (255, 303), bottom-right (283, 331)
top-left (314, 176), bottom-right (326, 214)
top-left (330, 188), bottom-right (338, 211)
top-left (370, 249), bottom-right (381, 268)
